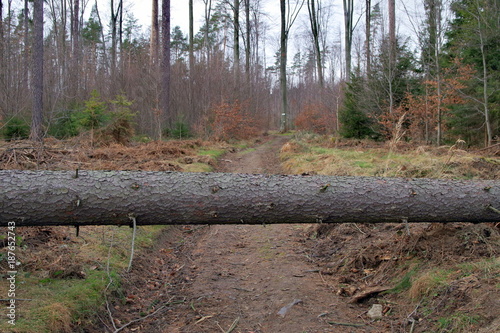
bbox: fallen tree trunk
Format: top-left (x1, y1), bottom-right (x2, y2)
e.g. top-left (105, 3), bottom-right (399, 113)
top-left (1, 170), bottom-right (498, 226)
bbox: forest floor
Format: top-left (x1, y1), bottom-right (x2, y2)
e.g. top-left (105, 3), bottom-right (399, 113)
top-left (0, 134), bottom-right (499, 333)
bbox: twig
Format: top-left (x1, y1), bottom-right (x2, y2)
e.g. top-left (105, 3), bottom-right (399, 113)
top-left (351, 223), bottom-right (366, 235)
top-left (488, 205), bottom-right (500, 215)
top-left (216, 322), bottom-right (226, 333)
top-left (226, 317), bottom-right (240, 333)
top-left (127, 215), bottom-right (137, 272)
top-left (328, 321), bottom-right (365, 327)
top-left (475, 142), bottom-right (500, 152)
top-left (195, 315), bottom-right (213, 324)
top-left (409, 318), bottom-right (417, 333)
top-left (112, 305), bottom-right (166, 333)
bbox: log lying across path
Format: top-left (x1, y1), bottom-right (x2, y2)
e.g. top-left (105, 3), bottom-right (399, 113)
top-left (1, 170), bottom-right (499, 226)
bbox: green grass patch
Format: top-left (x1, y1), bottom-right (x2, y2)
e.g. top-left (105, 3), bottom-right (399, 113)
top-left (198, 148), bottom-right (226, 158)
top-left (437, 313), bottom-right (482, 332)
top-left (0, 225), bottom-right (168, 332)
top-left (386, 267), bottom-right (419, 294)
top-left (183, 162), bottom-right (213, 173)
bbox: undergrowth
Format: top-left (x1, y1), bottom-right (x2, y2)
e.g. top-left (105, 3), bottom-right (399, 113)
top-left (0, 225), bottom-right (166, 333)
top-left (280, 133), bottom-right (499, 179)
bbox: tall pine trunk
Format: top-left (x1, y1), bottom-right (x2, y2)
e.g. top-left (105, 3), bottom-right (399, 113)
top-left (245, 0), bottom-right (251, 84)
top-left (31, 0), bottom-right (44, 142)
top-left (189, 0), bottom-right (194, 72)
top-left (365, 0), bottom-right (371, 74)
top-left (307, 0), bottom-right (324, 88)
top-left (280, 0), bottom-right (288, 132)
top-left (343, 0), bottom-right (354, 81)
top-left (150, 0), bottom-right (159, 65)
top-left (233, 0), bottom-right (240, 83)
top-left (160, 0), bottom-right (171, 136)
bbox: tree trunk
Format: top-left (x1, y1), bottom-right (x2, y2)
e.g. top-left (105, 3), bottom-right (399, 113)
top-left (233, 0), bottom-right (240, 82)
top-left (203, 0), bottom-right (212, 62)
top-left (0, 0), bottom-right (3, 93)
top-left (307, 0), bottom-right (324, 88)
top-left (189, 0), bottom-right (194, 72)
top-left (365, 0), bottom-right (371, 74)
top-left (24, 0), bottom-right (29, 92)
top-left (30, 0), bottom-right (44, 142)
top-left (388, 0), bottom-right (396, 64)
top-left (1, 171), bottom-right (498, 226)
top-left (279, 0), bottom-right (288, 132)
top-left (71, 0), bottom-right (80, 95)
top-left (160, 0), bottom-right (171, 132)
top-left (150, 0), bottom-right (159, 65)
top-left (244, 0), bottom-right (251, 83)
top-left (0, 0), bottom-right (3, 57)
top-left (343, 0), bottom-right (354, 81)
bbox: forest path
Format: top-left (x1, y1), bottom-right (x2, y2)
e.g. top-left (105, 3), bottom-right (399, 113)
top-left (160, 135), bottom-right (353, 333)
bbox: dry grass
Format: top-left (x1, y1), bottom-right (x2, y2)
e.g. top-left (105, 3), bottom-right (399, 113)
top-left (0, 138), bottom-right (232, 172)
top-left (280, 135), bottom-right (499, 179)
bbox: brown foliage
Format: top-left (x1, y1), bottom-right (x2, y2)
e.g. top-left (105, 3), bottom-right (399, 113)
top-left (197, 100), bottom-right (258, 141)
top-left (379, 59), bottom-right (474, 142)
top-left (294, 103), bottom-right (335, 134)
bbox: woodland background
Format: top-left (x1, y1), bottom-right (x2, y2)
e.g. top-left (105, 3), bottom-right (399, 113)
top-left (0, 0), bottom-right (498, 146)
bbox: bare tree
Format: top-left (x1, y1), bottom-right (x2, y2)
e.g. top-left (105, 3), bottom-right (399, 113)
top-left (202, 0), bottom-right (213, 62)
top-left (31, 0), bottom-right (44, 142)
top-left (365, 0), bottom-right (371, 74)
top-left (110, 0), bottom-right (123, 83)
top-left (343, 0), bottom-right (354, 81)
top-left (160, 0), bottom-right (171, 137)
top-left (280, 0), bottom-right (305, 132)
top-left (150, 0), bottom-right (159, 65)
top-left (233, 0), bottom-right (240, 81)
top-left (71, 0), bottom-right (80, 94)
top-left (0, 0), bottom-right (3, 56)
top-left (189, 0), bottom-right (194, 71)
top-left (0, 0), bottom-right (4, 90)
top-left (23, 0), bottom-right (29, 90)
top-left (307, 0), bottom-right (324, 87)
top-left (388, 0), bottom-right (396, 64)
top-left (244, 0), bottom-right (251, 82)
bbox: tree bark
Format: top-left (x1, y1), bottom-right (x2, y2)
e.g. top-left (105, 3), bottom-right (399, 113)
top-left (189, 0), bottom-right (194, 71)
top-left (307, 0), bottom-right (324, 88)
top-left (71, 0), bottom-right (80, 95)
top-left (388, 0), bottom-right (396, 65)
top-left (151, 0), bottom-right (159, 65)
top-left (160, 0), bottom-right (171, 131)
top-left (343, 0), bottom-right (354, 81)
top-left (233, 0), bottom-right (240, 82)
top-left (0, 0), bottom-right (3, 92)
top-left (1, 171), bottom-right (498, 226)
top-left (244, 0), bottom-right (251, 83)
top-left (365, 0), bottom-right (371, 74)
top-left (279, 0), bottom-right (288, 132)
top-left (30, 0), bottom-right (44, 142)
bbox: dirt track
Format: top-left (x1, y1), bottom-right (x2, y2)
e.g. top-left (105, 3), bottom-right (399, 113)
top-left (163, 135), bottom-right (351, 332)
top-left (113, 135), bottom-right (369, 332)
